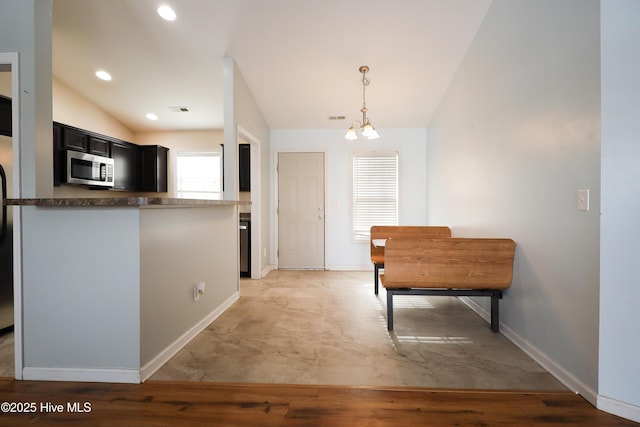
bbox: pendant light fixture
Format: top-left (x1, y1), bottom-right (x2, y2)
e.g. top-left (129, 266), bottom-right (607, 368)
top-left (345, 65), bottom-right (380, 140)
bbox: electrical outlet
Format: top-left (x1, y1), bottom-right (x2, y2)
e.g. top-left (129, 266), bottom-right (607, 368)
top-left (197, 282), bottom-right (205, 293)
top-left (193, 282), bottom-right (206, 301)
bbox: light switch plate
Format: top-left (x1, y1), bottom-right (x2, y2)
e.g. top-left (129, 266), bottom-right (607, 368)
top-left (577, 189), bottom-right (590, 211)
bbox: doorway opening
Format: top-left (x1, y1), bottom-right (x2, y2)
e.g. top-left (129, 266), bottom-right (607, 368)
top-left (0, 52), bottom-right (22, 380)
top-left (237, 127), bottom-right (261, 279)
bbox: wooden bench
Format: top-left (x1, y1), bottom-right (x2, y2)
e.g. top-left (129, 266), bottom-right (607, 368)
top-left (370, 226), bottom-right (451, 295)
top-left (380, 238), bottom-right (516, 333)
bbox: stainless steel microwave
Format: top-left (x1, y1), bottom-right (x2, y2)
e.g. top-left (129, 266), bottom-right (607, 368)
top-left (66, 151), bottom-right (115, 187)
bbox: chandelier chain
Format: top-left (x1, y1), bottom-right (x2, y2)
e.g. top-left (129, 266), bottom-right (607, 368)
top-left (361, 72), bottom-right (370, 112)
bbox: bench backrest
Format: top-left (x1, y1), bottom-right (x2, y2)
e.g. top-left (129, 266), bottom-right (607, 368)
top-left (382, 238), bottom-right (516, 290)
top-left (370, 226), bottom-right (451, 263)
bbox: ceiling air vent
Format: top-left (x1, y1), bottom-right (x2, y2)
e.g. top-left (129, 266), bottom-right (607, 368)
top-left (329, 115), bottom-right (346, 121)
top-left (169, 106), bottom-right (190, 112)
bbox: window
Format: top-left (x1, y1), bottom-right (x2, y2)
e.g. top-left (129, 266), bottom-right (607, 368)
top-left (352, 152), bottom-right (398, 241)
top-left (176, 151), bottom-right (222, 200)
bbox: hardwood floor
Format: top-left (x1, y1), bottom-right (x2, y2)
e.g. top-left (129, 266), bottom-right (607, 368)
top-left (0, 380), bottom-right (635, 426)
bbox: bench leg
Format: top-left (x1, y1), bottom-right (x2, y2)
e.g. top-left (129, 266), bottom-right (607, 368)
top-left (386, 290), bottom-right (394, 331)
top-left (490, 292), bottom-right (501, 333)
top-left (374, 264), bottom-right (380, 295)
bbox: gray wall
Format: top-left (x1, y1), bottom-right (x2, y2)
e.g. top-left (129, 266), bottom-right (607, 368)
top-left (223, 57), bottom-right (272, 274)
top-left (0, 0), bottom-right (53, 198)
top-left (22, 207), bottom-right (141, 370)
top-left (599, 0), bottom-right (640, 414)
top-left (428, 0), bottom-right (600, 400)
top-left (140, 206), bottom-right (239, 365)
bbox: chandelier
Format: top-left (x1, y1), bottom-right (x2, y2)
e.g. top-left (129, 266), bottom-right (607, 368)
top-left (345, 65), bottom-right (380, 140)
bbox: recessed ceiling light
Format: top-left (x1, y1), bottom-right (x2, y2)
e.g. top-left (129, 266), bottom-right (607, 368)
top-left (95, 70), bottom-right (112, 81)
top-left (146, 113), bottom-right (158, 121)
top-left (157, 5), bottom-right (176, 21)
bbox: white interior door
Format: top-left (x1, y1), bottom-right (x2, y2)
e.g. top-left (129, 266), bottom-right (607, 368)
top-left (278, 152), bottom-right (325, 269)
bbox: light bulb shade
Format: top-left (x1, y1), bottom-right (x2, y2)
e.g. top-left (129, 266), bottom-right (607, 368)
top-left (361, 122), bottom-right (374, 137)
top-left (367, 127), bottom-right (380, 140)
top-left (345, 126), bottom-right (358, 140)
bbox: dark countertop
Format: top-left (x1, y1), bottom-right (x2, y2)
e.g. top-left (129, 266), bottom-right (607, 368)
top-left (4, 197), bottom-right (251, 208)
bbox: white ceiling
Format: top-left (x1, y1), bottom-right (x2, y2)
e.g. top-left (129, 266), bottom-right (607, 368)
top-left (52, 0), bottom-right (492, 132)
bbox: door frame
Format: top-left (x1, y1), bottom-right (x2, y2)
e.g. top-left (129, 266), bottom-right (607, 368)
top-left (275, 150), bottom-right (327, 270)
top-left (237, 126), bottom-right (262, 279)
top-left (0, 52), bottom-right (23, 380)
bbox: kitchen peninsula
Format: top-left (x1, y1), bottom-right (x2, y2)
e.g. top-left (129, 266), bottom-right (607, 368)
top-left (6, 197), bottom-right (250, 383)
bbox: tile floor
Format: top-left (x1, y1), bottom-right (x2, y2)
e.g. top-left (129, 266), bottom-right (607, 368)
top-left (150, 270), bottom-right (566, 390)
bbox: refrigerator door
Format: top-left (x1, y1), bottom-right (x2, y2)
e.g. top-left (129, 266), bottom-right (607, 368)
top-left (0, 134), bottom-right (13, 330)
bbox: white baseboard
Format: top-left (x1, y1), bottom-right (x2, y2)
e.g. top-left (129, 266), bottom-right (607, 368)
top-left (23, 367), bottom-right (140, 384)
top-left (261, 264), bottom-right (274, 278)
top-left (326, 265), bottom-right (372, 271)
top-left (598, 395), bottom-right (640, 423)
top-left (458, 296), bottom-right (598, 405)
top-left (140, 291), bottom-right (240, 382)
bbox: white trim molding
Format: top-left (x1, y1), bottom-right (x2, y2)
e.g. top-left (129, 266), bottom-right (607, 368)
top-left (23, 368), bottom-right (140, 384)
top-left (326, 264), bottom-right (371, 271)
top-left (598, 395), bottom-right (640, 424)
top-left (260, 264), bottom-right (274, 278)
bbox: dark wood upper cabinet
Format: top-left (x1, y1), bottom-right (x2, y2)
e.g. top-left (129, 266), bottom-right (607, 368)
top-left (52, 122), bottom-right (169, 192)
top-left (0, 95), bottom-right (11, 137)
top-left (53, 122), bottom-right (64, 186)
top-left (239, 143), bottom-right (250, 192)
top-left (110, 140), bottom-right (138, 191)
top-left (61, 126), bottom-right (89, 152)
top-left (138, 145), bottom-right (168, 192)
top-left (89, 136), bottom-right (110, 157)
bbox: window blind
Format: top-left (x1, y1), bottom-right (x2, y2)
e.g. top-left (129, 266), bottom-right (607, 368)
top-left (352, 152), bottom-right (398, 241)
